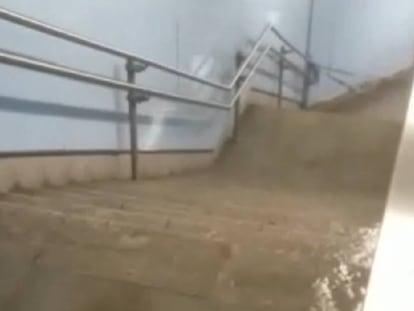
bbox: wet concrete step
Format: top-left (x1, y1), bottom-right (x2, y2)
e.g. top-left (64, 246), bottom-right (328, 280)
top-left (3, 186), bottom-right (309, 235)
top-left (0, 246), bottom-right (286, 311)
top-left (0, 241), bottom-right (36, 310)
top-left (33, 185), bottom-right (291, 227)
top-left (58, 183), bottom-right (335, 226)
top-left (92, 179), bottom-right (383, 227)
top-left (0, 197), bottom-right (323, 309)
top-left (4, 191), bottom-right (263, 234)
top-left (75, 182), bottom-right (362, 235)
top-left (94, 178), bottom-right (285, 206)
top-left (2, 192), bottom-right (328, 256)
top-left (0, 202), bottom-right (320, 310)
top-left (3, 193), bottom-right (213, 239)
top-left (0, 203), bottom-right (230, 297)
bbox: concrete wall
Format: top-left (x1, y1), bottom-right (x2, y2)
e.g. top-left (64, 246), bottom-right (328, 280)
top-left (0, 152), bottom-right (217, 193)
top-left (0, 0), bottom-right (303, 189)
top-left (1, 0), bottom-right (411, 188)
top-left (0, 0), bottom-right (245, 152)
top-left (0, 0), bottom-right (313, 153)
top-left (1, 0), bottom-right (412, 153)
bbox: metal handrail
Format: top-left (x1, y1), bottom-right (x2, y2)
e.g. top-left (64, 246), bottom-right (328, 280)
top-left (230, 23), bottom-right (273, 88)
top-left (0, 6), bottom-right (307, 180)
top-left (0, 51), bottom-right (229, 111)
top-left (230, 45), bottom-right (271, 108)
top-left (0, 7), bottom-right (303, 112)
top-left (0, 28), bottom-right (270, 181)
top-left (0, 6), bottom-right (312, 109)
top-left (325, 72), bottom-right (356, 92)
top-left (0, 7), bottom-right (308, 93)
top-left (0, 7), bottom-right (229, 91)
top-left (246, 39), bottom-right (307, 78)
top-left (269, 47), bottom-right (306, 76)
top-left (270, 27), bottom-right (308, 61)
top-left (0, 43), bottom-right (270, 112)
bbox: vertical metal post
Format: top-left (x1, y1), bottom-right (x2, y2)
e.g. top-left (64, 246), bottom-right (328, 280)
top-left (125, 59), bottom-right (149, 181)
top-left (233, 98), bottom-right (240, 141)
top-left (126, 58), bottom-right (138, 181)
top-left (175, 20), bottom-right (181, 92)
top-left (301, 63), bottom-right (311, 109)
top-left (278, 46), bottom-right (286, 109)
top-left (301, 0), bottom-right (316, 109)
top-left (233, 51), bottom-right (244, 142)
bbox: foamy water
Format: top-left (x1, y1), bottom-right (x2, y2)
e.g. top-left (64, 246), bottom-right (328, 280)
top-left (311, 224), bottom-right (381, 311)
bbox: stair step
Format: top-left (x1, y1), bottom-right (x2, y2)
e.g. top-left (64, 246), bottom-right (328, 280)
top-left (0, 200), bottom-right (321, 309)
top-left (0, 256), bottom-right (295, 311)
top-left (36, 186), bottom-right (280, 228)
top-left (0, 202), bottom-right (230, 296)
top-left (0, 201), bottom-right (320, 310)
top-left (7, 186), bottom-right (288, 229)
top-left (62, 183), bottom-right (330, 226)
top-left (0, 240), bottom-right (37, 309)
top-left (4, 193), bottom-right (213, 238)
top-left (95, 179), bottom-right (378, 226)
top-left (3, 191), bottom-right (332, 253)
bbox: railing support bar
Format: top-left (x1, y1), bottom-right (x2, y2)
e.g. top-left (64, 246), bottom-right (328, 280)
top-left (230, 23), bottom-right (272, 89)
top-left (277, 46), bottom-right (286, 109)
top-left (126, 58), bottom-right (149, 181)
top-left (126, 58), bottom-right (138, 181)
top-left (128, 101), bottom-right (138, 181)
top-left (301, 0), bottom-right (315, 109)
top-left (232, 51), bottom-right (245, 141)
top-left (230, 45), bottom-right (271, 109)
top-left (233, 101), bottom-right (240, 142)
top-left (301, 61), bottom-right (311, 109)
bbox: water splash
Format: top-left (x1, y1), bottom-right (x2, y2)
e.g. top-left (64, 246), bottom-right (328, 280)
top-left (311, 223), bottom-right (381, 311)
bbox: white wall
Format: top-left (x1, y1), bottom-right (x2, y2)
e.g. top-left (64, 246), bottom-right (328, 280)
top-left (0, 0), bottom-right (313, 152)
top-left (3, 0), bottom-right (411, 152)
top-left (0, 0), bottom-right (246, 152)
top-left (311, 0), bottom-right (414, 102)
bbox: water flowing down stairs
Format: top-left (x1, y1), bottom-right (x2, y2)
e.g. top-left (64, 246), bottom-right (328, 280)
top-left (0, 75), bottom-right (411, 311)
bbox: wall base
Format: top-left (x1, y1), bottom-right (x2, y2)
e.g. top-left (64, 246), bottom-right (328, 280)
top-left (0, 151), bottom-right (216, 193)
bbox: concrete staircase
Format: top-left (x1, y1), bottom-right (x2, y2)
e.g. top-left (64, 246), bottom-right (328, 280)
top-left (0, 77), bottom-right (409, 310)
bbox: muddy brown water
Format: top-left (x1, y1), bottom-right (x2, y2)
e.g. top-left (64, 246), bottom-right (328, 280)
top-left (0, 74), bottom-right (411, 311)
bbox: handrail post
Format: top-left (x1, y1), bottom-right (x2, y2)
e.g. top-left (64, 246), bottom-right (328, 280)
top-left (301, 0), bottom-right (315, 109)
top-left (233, 51), bottom-right (245, 142)
top-left (300, 60), bottom-right (311, 109)
top-left (277, 46), bottom-right (286, 109)
top-left (125, 58), bottom-right (149, 181)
